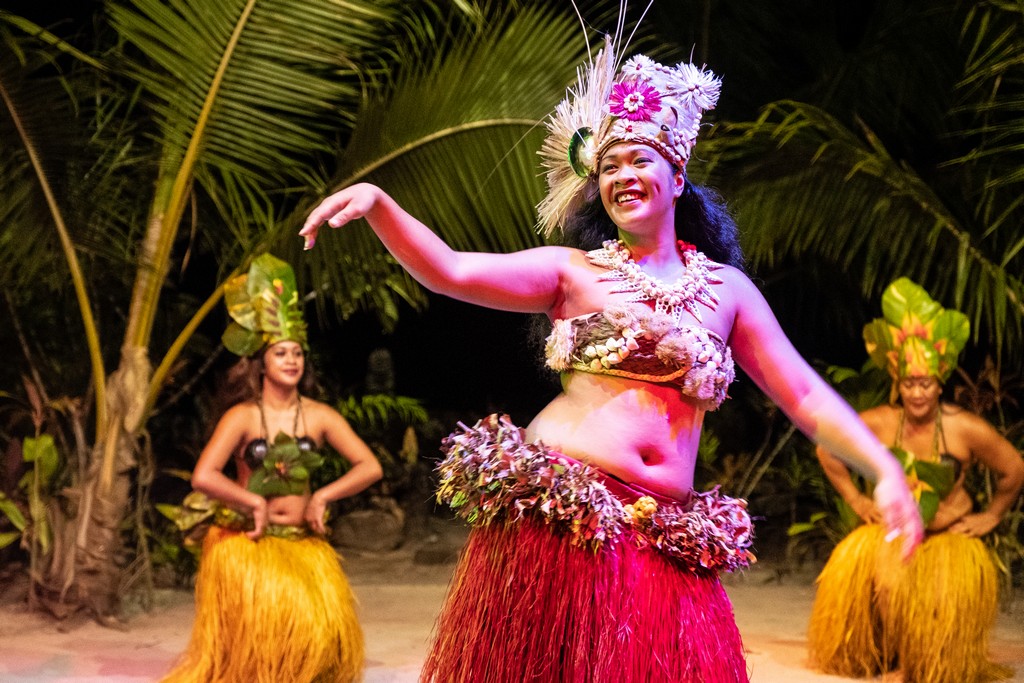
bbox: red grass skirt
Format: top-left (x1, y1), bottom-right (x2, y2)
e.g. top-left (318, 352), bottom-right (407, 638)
top-left (421, 508), bottom-right (749, 683)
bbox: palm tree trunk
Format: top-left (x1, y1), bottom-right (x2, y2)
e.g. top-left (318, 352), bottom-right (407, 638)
top-left (35, 347), bottom-right (152, 623)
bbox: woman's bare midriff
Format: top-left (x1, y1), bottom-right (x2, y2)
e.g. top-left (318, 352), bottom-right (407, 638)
top-left (526, 372), bottom-right (705, 501)
top-left (266, 494), bottom-right (309, 526)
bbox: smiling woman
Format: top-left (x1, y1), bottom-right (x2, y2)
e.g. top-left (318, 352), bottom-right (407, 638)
top-left (161, 254), bottom-right (382, 683)
top-left (809, 278), bottom-right (1024, 683)
top-left (296, 30), bottom-right (925, 681)
top-left (597, 143), bottom-right (685, 238)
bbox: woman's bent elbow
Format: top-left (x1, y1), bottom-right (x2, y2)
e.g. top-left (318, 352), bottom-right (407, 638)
top-left (191, 470), bottom-right (211, 494)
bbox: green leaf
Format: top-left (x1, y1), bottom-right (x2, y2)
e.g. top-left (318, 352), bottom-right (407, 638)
top-left (918, 489), bottom-right (940, 526)
top-left (247, 468), bottom-right (268, 492)
top-left (787, 522), bottom-right (817, 537)
top-left (0, 492), bottom-right (26, 531)
top-left (914, 459), bottom-right (956, 499)
top-left (157, 502), bottom-right (216, 532)
top-left (162, 468), bottom-right (195, 482)
top-left (27, 487), bottom-right (50, 556)
top-left (0, 531), bottom-right (22, 550)
top-left (154, 503), bottom-right (183, 522)
top-left (890, 446), bottom-right (914, 473)
top-left (22, 434), bottom-right (59, 488)
top-left (221, 321), bottom-right (263, 357)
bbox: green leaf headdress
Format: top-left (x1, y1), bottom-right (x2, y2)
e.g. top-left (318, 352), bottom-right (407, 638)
top-left (862, 277), bottom-right (969, 402)
top-left (221, 254), bottom-right (308, 357)
top-left (536, 34), bottom-right (722, 238)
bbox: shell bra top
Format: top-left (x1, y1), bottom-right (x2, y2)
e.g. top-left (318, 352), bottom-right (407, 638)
top-left (543, 301), bottom-right (736, 410)
top-left (241, 397), bottom-right (316, 471)
top-left (243, 435), bottom-right (317, 470)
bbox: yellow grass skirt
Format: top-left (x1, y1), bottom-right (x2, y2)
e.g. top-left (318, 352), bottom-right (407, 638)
top-left (161, 526), bottom-right (364, 683)
top-left (807, 524), bottom-right (1012, 683)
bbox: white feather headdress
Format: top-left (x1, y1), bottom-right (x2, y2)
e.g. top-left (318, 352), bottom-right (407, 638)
top-left (536, 36), bottom-right (722, 238)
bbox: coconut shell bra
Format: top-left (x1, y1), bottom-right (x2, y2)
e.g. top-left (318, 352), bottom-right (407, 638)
top-left (241, 398), bottom-right (323, 497)
top-left (243, 435), bottom-right (316, 470)
top-left (544, 302), bottom-right (735, 410)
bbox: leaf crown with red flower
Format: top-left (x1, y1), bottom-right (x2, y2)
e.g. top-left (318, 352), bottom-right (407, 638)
top-left (537, 36), bottom-right (722, 237)
top-left (862, 277), bottom-right (969, 403)
top-left (222, 253), bottom-right (309, 357)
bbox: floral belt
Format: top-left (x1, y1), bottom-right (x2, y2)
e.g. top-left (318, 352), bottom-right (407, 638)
top-left (436, 413), bottom-right (755, 573)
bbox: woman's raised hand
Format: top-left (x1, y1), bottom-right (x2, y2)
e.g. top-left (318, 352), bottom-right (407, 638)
top-left (300, 183), bottom-right (381, 250)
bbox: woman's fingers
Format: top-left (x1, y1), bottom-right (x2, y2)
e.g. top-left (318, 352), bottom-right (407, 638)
top-left (874, 475), bottom-right (924, 561)
top-left (300, 187), bottom-right (373, 249)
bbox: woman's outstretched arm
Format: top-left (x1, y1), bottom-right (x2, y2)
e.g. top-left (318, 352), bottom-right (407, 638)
top-left (724, 269), bottom-right (923, 558)
top-left (301, 183), bottom-right (571, 314)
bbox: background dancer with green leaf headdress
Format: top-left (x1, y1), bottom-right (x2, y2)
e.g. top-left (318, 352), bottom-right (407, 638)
top-left (809, 277), bottom-right (1023, 683)
top-left (300, 19), bottom-right (924, 677)
top-left (161, 254), bottom-right (382, 683)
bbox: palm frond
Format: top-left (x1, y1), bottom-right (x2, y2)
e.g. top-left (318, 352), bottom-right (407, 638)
top-left (107, 0), bottom-right (409, 257)
top-left (0, 24), bottom-right (110, 426)
top-left (106, 0), bottom-right (411, 346)
top-left (108, 0), bottom-right (402, 190)
top-left (298, 3), bottom-right (588, 329)
top-left (700, 101), bottom-right (1023, 363)
top-left (947, 2), bottom-right (1024, 204)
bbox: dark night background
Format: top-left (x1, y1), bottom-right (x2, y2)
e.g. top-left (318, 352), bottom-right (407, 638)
top-left (1, 0), bottom-right (882, 431)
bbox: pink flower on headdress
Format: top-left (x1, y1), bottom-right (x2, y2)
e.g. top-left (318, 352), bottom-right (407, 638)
top-left (621, 55), bottom-right (659, 82)
top-left (609, 81), bottom-right (662, 122)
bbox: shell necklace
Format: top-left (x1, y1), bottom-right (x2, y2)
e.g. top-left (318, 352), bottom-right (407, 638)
top-left (586, 239), bottom-right (723, 324)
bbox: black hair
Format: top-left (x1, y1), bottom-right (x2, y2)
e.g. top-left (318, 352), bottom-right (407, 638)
top-left (558, 175), bottom-right (745, 270)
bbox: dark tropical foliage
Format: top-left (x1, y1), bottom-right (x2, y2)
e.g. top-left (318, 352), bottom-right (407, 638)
top-left (1, 0), bottom-right (1021, 621)
top-left (0, 0), bottom-right (589, 622)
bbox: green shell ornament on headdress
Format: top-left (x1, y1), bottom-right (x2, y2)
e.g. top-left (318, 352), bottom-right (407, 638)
top-left (222, 253), bottom-right (308, 357)
top-left (862, 278), bottom-right (969, 402)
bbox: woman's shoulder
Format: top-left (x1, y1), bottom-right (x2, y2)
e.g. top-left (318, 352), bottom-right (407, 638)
top-left (299, 396), bottom-right (350, 427)
top-left (208, 401), bottom-right (260, 445)
top-left (713, 264), bottom-right (756, 288)
top-left (860, 403), bottom-right (900, 428)
top-left (941, 403), bottom-right (1000, 436)
top-left (536, 244), bottom-right (590, 265)
top-left (220, 400), bottom-right (259, 423)
top-left (708, 265), bottom-right (763, 320)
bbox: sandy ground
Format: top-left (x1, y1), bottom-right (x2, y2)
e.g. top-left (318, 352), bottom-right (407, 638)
top-left (2, 518), bottom-right (1022, 683)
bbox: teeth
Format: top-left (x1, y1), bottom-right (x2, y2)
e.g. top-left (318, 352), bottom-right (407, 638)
top-left (617, 193), bottom-right (642, 203)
